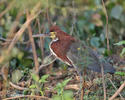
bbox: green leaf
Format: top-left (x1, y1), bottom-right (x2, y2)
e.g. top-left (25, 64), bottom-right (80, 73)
top-left (11, 70), bottom-right (23, 83)
top-left (17, 52), bottom-right (24, 60)
top-left (21, 58), bottom-right (33, 67)
top-left (89, 24), bottom-right (95, 30)
top-left (12, 0), bottom-right (45, 11)
top-left (120, 48), bottom-right (125, 57)
top-left (62, 78), bottom-right (72, 87)
top-left (11, 47), bottom-right (19, 57)
top-left (90, 37), bottom-right (100, 47)
top-left (23, 90), bottom-right (28, 95)
top-left (52, 95), bottom-right (62, 100)
top-left (0, 27), bottom-right (3, 35)
top-left (31, 73), bottom-right (39, 82)
top-left (54, 83), bottom-right (63, 95)
top-left (114, 41), bottom-right (125, 46)
top-left (29, 84), bottom-right (36, 89)
top-left (100, 33), bottom-right (105, 42)
top-left (63, 90), bottom-right (74, 100)
top-left (39, 74), bottom-right (49, 83)
top-left (55, 83), bottom-right (62, 89)
top-left (115, 71), bottom-right (125, 76)
top-left (98, 48), bottom-right (106, 54)
top-left (54, 78), bottom-right (72, 94)
top-left (78, 20), bottom-right (85, 32)
top-left (111, 5), bottom-right (123, 19)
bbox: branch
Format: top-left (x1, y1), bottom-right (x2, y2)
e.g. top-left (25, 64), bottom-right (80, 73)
top-left (65, 84), bottom-right (79, 90)
top-left (102, 0), bottom-right (110, 51)
top-left (37, 19), bottom-right (45, 62)
top-left (0, 1), bottom-right (13, 19)
top-left (3, 95), bottom-right (50, 100)
top-left (9, 82), bottom-right (28, 91)
top-left (7, 3), bottom-right (41, 53)
top-left (26, 11), bottom-right (39, 73)
top-left (39, 54), bottom-right (56, 70)
top-left (0, 37), bottom-right (30, 44)
top-left (70, 0), bottom-right (76, 35)
top-left (46, 0), bottom-right (52, 26)
top-left (0, 4), bottom-right (41, 64)
top-left (7, 12), bottom-right (23, 39)
top-left (0, 0), bottom-right (7, 6)
top-left (109, 81), bottom-right (125, 100)
top-left (7, 14), bottom-right (37, 52)
top-left (101, 63), bottom-right (106, 100)
top-left (108, 78), bottom-right (124, 99)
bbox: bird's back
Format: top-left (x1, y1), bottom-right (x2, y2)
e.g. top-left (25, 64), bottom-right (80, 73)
top-left (67, 41), bottom-right (116, 74)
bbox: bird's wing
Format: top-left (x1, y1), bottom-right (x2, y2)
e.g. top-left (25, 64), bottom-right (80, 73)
top-left (39, 54), bottom-right (56, 69)
top-left (67, 41), bottom-right (115, 74)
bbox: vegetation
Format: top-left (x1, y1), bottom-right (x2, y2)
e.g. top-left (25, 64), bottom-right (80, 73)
top-left (0, 0), bottom-right (125, 100)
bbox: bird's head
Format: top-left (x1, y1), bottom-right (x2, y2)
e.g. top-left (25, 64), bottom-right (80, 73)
top-left (49, 25), bottom-right (61, 40)
top-left (32, 25), bottom-right (72, 41)
top-left (49, 25), bottom-right (70, 41)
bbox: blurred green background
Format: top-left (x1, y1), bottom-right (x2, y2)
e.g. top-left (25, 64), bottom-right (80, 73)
top-left (0, 0), bottom-right (125, 99)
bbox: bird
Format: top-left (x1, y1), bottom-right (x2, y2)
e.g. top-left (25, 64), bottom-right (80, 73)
top-left (33, 25), bottom-right (116, 75)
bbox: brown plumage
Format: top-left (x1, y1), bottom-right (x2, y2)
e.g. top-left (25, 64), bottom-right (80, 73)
top-left (50, 26), bottom-right (76, 65)
top-left (49, 25), bottom-right (116, 74)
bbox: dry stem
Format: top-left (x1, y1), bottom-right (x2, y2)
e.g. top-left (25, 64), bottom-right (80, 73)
top-left (3, 95), bottom-right (50, 100)
top-left (27, 11), bottom-right (39, 73)
top-left (109, 81), bottom-right (125, 100)
top-left (37, 19), bottom-right (45, 62)
top-left (0, 1), bottom-right (13, 19)
top-left (9, 82), bottom-right (27, 91)
top-left (102, 0), bottom-right (110, 51)
top-left (101, 63), bottom-right (106, 100)
top-left (108, 78), bottom-right (124, 99)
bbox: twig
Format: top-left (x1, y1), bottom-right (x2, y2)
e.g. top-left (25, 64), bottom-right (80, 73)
top-left (32, 34), bottom-right (50, 38)
top-left (109, 81), bottom-right (125, 100)
top-left (80, 69), bottom-right (86, 100)
top-left (0, 37), bottom-right (11, 42)
top-left (39, 54), bottom-right (56, 70)
top-left (0, 37), bottom-right (30, 44)
top-left (0, 0), bottom-right (7, 6)
top-left (101, 63), bottom-right (106, 100)
top-left (7, 3), bottom-right (41, 53)
top-left (65, 84), bottom-right (79, 90)
top-left (26, 11), bottom-right (39, 73)
top-left (6, 12), bottom-right (23, 39)
top-left (108, 78), bottom-right (124, 99)
top-left (80, 80), bottom-right (84, 100)
top-left (70, 0), bottom-right (76, 35)
top-left (6, 6), bottom-right (40, 54)
top-left (0, 3), bottom-right (41, 64)
top-left (37, 19), bottom-right (45, 62)
top-left (0, 1), bottom-right (14, 19)
top-left (9, 82), bottom-right (28, 91)
top-left (1, 12), bottom-right (23, 48)
top-left (7, 14), bottom-right (38, 53)
top-left (3, 95), bottom-right (50, 100)
top-left (9, 81), bottom-right (45, 93)
top-left (101, 0), bottom-right (110, 51)
top-left (46, 0), bottom-right (52, 26)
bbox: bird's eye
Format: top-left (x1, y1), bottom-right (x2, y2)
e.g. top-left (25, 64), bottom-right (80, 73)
top-left (50, 32), bottom-right (56, 39)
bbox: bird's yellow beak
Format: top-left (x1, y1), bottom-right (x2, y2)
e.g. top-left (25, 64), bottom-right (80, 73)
top-left (32, 32), bottom-right (56, 39)
top-left (50, 32), bottom-right (56, 39)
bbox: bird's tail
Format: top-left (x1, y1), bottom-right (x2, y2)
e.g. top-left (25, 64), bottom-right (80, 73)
top-left (87, 49), bottom-right (116, 74)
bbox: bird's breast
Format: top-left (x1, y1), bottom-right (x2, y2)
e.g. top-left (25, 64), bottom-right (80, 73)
top-left (49, 40), bottom-right (73, 65)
